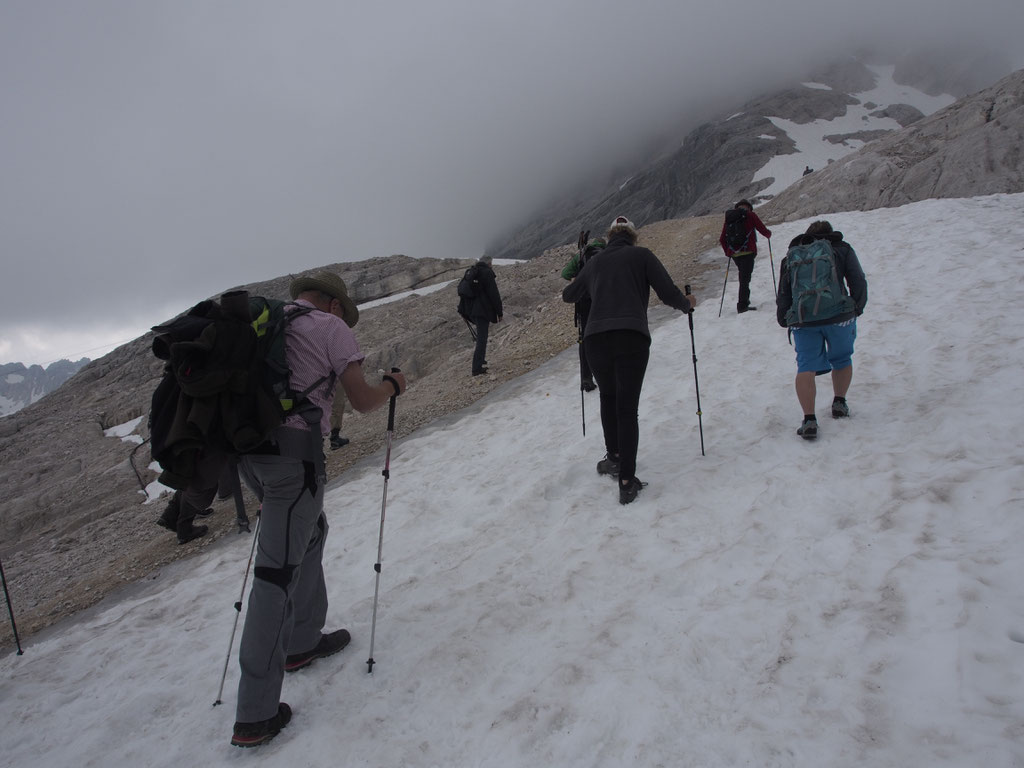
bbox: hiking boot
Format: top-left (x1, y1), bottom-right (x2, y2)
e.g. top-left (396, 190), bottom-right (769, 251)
top-left (471, 368), bottom-right (488, 376)
top-left (285, 629), bottom-right (351, 672)
top-left (831, 398), bottom-right (850, 419)
top-left (797, 418), bottom-right (818, 440)
top-left (329, 434), bottom-right (350, 450)
top-left (176, 502), bottom-right (208, 544)
top-left (194, 506), bottom-right (214, 518)
top-left (156, 492), bottom-right (181, 532)
top-left (596, 454), bottom-right (620, 477)
top-left (231, 703), bottom-right (292, 748)
top-left (155, 513), bottom-right (177, 533)
top-left (177, 523), bottom-right (208, 544)
top-left (619, 477), bottom-right (646, 505)
top-left (737, 305), bottom-right (757, 313)
top-left (581, 378), bottom-right (597, 392)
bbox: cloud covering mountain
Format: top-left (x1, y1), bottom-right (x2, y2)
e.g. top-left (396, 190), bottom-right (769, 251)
top-left (2, 0), bottom-right (1024, 365)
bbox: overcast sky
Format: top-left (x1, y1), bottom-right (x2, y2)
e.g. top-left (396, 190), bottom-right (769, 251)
top-left (2, 0), bottom-right (1023, 366)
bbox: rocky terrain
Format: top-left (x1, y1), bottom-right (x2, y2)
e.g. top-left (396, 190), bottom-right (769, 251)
top-left (0, 216), bottom-right (722, 645)
top-left (488, 55), bottom-right (1011, 263)
top-left (763, 68), bottom-right (1024, 221)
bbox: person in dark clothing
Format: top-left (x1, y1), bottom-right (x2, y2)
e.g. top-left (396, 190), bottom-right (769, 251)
top-left (467, 255), bottom-right (503, 375)
top-left (562, 216), bottom-right (696, 504)
top-left (776, 220), bottom-right (867, 439)
top-left (561, 236), bottom-right (606, 391)
top-left (156, 449), bottom-right (227, 543)
top-left (719, 199), bottom-right (772, 313)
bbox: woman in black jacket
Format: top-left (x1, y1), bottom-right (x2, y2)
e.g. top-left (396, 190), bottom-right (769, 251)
top-left (562, 216), bottom-right (696, 504)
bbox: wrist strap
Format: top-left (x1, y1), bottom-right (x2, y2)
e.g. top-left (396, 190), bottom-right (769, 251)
top-left (382, 374), bottom-right (401, 397)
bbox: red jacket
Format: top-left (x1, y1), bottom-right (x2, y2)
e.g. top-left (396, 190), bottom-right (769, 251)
top-left (720, 210), bottom-right (772, 257)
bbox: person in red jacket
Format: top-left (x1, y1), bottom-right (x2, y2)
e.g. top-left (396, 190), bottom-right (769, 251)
top-left (719, 199), bottom-right (772, 313)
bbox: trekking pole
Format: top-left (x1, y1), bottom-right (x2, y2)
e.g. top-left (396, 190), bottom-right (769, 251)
top-left (578, 322), bottom-right (586, 437)
top-left (575, 229), bottom-right (588, 437)
top-left (718, 258), bottom-right (731, 318)
top-left (685, 285), bottom-right (705, 457)
top-left (213, 514), bottom-right (261, 706)
top-left (0, 557), bottom-right (24, 655)
top-left (367, 367), bottom-right (401, 673)
top-left (462, 316), bottom-right (477, 341)
top-left (768, 239), bottom-right (778, 298)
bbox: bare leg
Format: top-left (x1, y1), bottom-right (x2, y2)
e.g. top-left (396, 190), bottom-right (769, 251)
top-left (795, 371), bottom-right (816, 416)
top-left (831, 365), bottom-right (852, 399)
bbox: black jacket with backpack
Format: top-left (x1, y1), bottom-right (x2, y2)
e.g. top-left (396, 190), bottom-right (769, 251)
top-left (462, 261), bottom-right (503, 323)
top-left (561, 234), bottom-right (691, 339)
top-left (776, 231), bottom-right (867, 328)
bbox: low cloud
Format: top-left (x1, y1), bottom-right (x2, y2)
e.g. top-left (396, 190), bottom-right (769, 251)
top-left (2, 0), bottom-right (1022, 364)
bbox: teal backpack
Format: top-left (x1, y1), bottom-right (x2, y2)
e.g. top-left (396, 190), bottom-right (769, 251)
top-left (784, 239), bottom-right (855, 325)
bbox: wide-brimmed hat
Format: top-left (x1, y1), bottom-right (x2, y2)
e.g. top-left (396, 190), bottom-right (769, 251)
top-left (289, 271), bottom-right (359, 327)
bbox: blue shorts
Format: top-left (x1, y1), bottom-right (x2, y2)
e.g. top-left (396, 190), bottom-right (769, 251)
top-left (792, 319), bottom-right (857, 374)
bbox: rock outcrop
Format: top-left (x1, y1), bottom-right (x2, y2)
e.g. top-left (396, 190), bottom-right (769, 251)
top-left (763, 68), bottom-right (1024, 222)
top-left (488, 55), bottom-right (1001, 261)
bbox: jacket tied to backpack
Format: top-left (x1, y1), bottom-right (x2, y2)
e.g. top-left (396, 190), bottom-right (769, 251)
top-left (149, 290), bottom-right (324, 490)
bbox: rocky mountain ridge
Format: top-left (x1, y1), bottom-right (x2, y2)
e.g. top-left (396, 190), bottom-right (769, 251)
top-left (762, 68), bottom-right (1024, 221)
top-left (488, 55), bottom-right (1008, 261)
top-left (0, 358), bottom-right (90, 417)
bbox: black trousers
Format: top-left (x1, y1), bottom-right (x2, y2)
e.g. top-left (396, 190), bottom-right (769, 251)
top-left (472, 318), bottom-right (489, 372)
top-left (731, 253), bottom-right (755, 310)
top-left (584, 330), bottom-right (651, 481)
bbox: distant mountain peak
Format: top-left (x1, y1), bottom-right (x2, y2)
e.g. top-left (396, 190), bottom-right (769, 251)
top-left (0, 358), bottom-right (90, 416)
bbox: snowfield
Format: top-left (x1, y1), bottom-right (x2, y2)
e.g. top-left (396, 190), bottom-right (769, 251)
top-left (2, 193), bottom-right (1023, 767)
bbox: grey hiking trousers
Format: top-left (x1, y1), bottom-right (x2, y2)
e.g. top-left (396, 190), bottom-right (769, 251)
top-left (235, 451), bottom-right (329, 723)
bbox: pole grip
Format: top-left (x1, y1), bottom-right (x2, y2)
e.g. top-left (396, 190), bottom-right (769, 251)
top-left (385, 367), bottom-right (400, 431)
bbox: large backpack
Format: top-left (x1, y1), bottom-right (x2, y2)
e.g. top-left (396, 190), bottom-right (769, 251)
top-left (783, 239), bottom-right (855, 325)
top-left (723, 208), bottom-right (749, 251)
top-left (457, 266), bottom-right (479, 299)
top-left (149, 290), bottom-right (330, 490)
top-left (456, 265), bottom-right (479, 319)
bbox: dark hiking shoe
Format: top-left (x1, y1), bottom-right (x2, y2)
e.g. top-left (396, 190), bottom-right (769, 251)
top-left (156, 492), bottom-right (180, 532)
top-left (285, 629), bottom-right (351, 672)
top-left (156, 514), bottom-right (176, 533)
top-left (619, 477), bottom-right (646, 505)
top-left (797, 418), bottom-right (818, 440)
top-left (329, 434), bottom-right (350, 450)
top-left (471, 368), bottom-right (488, 376)
top-left (177, 524), bottom-right (207, 544)
top-left (231, 703), bottom-right (292, 748)
top-left (194, 506), bottom-right (214, 518)
top-left (737, 305), bottom-right (758, 313)
top-left (596, 454), bottom-right (620, 477)
top-left (831, 398), bottom-right (850, 419)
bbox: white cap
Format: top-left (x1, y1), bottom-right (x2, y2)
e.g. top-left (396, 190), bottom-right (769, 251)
top-left (609, 215), bottom-right (637, 235)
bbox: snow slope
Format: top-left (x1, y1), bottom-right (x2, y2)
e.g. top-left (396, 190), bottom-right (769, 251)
top-left (2, 194), bottom-right (1023, 767)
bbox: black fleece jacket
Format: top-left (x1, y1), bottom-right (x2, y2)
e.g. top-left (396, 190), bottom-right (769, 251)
top-left (561, 234), bottom-right (691, 339)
